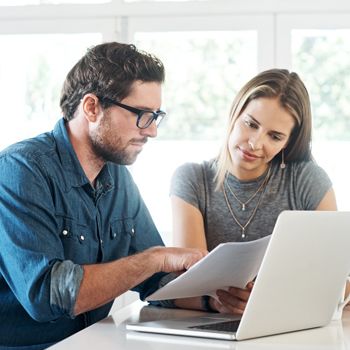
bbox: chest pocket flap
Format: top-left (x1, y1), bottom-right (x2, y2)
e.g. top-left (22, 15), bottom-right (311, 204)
top-left (110, 218), bottom-right (135, 258)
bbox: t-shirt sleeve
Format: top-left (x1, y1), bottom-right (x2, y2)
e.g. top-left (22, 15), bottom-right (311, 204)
top-left (170, 162), bottom-right (206, 213)
top-left (295, 161), bottom-right (333, 210)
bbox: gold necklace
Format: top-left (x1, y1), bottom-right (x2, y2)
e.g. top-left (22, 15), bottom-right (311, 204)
top-left (223, 166), bottom-right (271, 239)
top-left (225, 166), bottom-right (271, 211)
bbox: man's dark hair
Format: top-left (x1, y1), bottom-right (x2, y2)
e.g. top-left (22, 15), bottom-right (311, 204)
top-left (60, 42), bottom-right (165, 121)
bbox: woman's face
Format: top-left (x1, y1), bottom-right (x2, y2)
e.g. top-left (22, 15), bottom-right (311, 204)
top-left (228, 97), bottom-right (296, 180)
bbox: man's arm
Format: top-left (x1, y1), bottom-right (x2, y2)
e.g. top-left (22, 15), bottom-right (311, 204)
top-left (74, 246), bottom-right (205, 315)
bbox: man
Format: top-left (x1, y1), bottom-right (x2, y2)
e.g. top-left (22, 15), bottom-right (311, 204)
top-left (0, 42), bottom-right (205, 349)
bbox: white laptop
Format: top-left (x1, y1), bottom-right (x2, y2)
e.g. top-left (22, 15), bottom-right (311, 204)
top-left (127, 211), bottom-right (350, 341)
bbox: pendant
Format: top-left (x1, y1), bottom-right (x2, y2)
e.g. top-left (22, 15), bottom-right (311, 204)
top-left (242, 203), bottom-right (246, 211)
top-left (241, 229), bottom-right (245, 239)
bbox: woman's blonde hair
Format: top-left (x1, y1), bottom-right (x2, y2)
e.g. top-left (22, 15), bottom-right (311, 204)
top-left (215, 68), bottom-right (312, 189)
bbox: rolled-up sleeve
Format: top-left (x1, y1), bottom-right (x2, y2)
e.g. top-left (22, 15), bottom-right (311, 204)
top-left (50, 261), bottom-right (84, 318)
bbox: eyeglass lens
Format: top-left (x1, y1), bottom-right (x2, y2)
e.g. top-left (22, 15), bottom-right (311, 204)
top-left (138, 112), bottom-right (165, 129)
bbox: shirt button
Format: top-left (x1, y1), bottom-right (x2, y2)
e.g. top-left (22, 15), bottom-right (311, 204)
top-left (62, 229), bottom-right (68, 236)
top-left (131, 228), bottom-right (135, 234)
top-left (113, 233), bottom-right (117, 238)
top-left (80, 235), bottom-right (85, 241)
top-left (100, 239), bottom-right (103, 245)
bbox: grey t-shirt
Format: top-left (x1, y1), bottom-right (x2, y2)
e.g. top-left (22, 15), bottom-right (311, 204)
top-left (170, 159), bottom-right (332, 251)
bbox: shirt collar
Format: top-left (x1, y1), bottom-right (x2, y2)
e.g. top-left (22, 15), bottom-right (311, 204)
top-left (52, 118), bottom-right (115, 192)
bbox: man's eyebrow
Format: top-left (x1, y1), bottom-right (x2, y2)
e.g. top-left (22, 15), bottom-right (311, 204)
top-left (131, 104), bottom-right (161, 111)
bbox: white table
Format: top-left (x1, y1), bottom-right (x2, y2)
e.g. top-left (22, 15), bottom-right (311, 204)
top-left (48, 301), bottom-right (350, 350)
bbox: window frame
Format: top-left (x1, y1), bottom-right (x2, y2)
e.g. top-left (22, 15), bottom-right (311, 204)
top-left (275, 13), bottom-right (350, 68)
top-left (126, 14), bottom-right (274, 72)
top-left (0, 17), bottom-right (118, 41)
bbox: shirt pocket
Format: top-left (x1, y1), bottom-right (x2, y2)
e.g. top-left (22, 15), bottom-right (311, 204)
top-left (109, 218), bottom-right (135, 259)
top-left (57, 215), bottom-right (98, 264)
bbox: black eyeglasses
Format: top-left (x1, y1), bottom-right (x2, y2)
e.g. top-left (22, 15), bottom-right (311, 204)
top-left (98, 96), bottom-right (167, 129)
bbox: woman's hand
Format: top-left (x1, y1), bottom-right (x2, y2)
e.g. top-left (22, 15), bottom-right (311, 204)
top-left (210, 281), bottom-right (254, 314)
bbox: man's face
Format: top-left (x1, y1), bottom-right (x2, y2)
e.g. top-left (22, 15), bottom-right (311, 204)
top-left (89, 81), bottom-right (162, 165)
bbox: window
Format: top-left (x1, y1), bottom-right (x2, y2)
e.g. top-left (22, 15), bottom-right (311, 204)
top-left (293, 29), bottom-right (350, 211)
top-left (0, 33), bottom-right (102, 149)
top-left (292, 29), bottom-right (350, 142)
top-left (135, 30), bottom-right (257, 141)
top-left (131, 29), bottom-right (258, 242)
top-left (277, 13), bottom-right (350, 211)
top-left (126, 14), bottom-right (272, 243)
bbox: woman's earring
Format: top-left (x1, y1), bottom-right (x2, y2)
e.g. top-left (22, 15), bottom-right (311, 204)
top-left (280, 149), bottom-right (286, 169)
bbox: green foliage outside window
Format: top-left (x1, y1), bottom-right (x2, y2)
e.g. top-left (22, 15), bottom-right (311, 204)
top-left (22, 31), bottom-right (350, 142)
top-left (135, 32), bottom-right (257, 141)
top-left (293, 31), bottom-right (350, 141)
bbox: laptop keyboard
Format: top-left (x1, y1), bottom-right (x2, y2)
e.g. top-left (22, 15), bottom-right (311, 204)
top-left (189, 320), bottom-right (241, 332)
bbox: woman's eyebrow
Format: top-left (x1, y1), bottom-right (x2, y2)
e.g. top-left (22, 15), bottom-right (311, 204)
top-left (247, 114), bottom-right (260, 125)
top-left (246, 114), bottom-right (288, 137)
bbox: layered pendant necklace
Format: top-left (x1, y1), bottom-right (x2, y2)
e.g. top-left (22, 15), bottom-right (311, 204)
top-left (223, 166), bottom-right (271, 239)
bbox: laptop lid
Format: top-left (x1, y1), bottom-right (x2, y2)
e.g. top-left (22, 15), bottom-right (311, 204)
top-left (236, 210), bottom-right (350, 340)
top-left (127, 211), bottom-right (350, 341)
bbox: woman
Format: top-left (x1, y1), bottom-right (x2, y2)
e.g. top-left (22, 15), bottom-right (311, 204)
top-left (170, 69), bottom-right (337, 313)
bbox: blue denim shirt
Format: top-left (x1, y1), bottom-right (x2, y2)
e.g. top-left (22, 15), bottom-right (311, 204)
top-left (0, 119), bottom-right (165, 349)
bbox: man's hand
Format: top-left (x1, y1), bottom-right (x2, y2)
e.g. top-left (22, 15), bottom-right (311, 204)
top-left (147, 246), bottom-right (207, 273)
top-left (210, 281), bottom-right (254, 314)
top-left (74, 246), bottom-right (206, 316)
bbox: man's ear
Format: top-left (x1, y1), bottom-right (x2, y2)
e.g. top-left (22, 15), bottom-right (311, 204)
top-left (81, 94), bottom-right (101, 123)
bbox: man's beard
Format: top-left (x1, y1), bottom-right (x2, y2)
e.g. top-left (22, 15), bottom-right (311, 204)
top-left (91, 137), bottom-right (137, 165)
top-left (89, 116), bottom-right (145, 165)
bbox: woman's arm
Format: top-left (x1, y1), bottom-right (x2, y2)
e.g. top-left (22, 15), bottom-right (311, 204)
top-left (315, 188), bottom-right (337, 210)
top-left (171, 194), bottom-right (252, 315)
top-left (171, 195), bottom-right (207, 250)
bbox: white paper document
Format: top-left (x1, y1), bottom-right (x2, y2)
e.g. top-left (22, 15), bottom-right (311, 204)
top-left (146, 235), bottom-right (271, 301)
